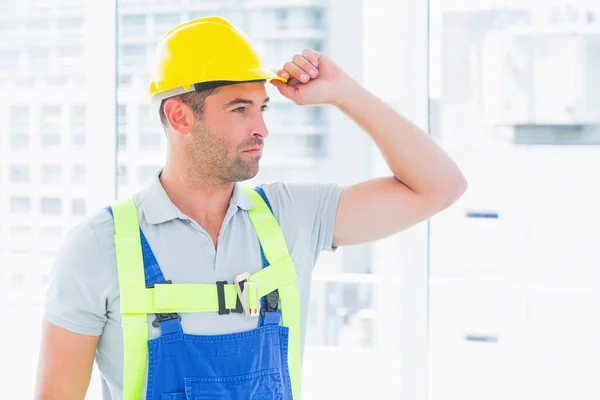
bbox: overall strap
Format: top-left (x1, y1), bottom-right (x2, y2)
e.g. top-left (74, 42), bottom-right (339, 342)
top-left (109, 199), bottom-right (151, 400)
top-left (242, 186), bottom-right (302, 400)
top-left (253, 187), bottom-right (281, 327)
top-left (106, 207), bottom-right (182, 336)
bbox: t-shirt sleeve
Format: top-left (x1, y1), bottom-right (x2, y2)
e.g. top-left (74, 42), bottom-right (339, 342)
top-left (43, 221), bottom-right (111, 336)
top-left (261, 181), bottom-right (344, 258)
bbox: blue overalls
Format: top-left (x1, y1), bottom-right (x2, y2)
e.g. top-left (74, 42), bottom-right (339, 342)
top-left (108, 188), bottom-right (294, 399)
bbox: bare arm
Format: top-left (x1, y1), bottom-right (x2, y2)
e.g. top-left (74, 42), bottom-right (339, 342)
top-left (272, 49), bottom-right (467, 247)
top-left (332, 77), bottom-right (467, 247)
top-left (34, 321), bottom-right (99, 400)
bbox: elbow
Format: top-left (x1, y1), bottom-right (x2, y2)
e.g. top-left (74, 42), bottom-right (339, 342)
top-left (443, 173), bottom-right (468, 207)
top-left (428, 172), bottom-right (467, 211)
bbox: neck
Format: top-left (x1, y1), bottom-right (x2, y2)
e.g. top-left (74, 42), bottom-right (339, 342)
top-left (159, 163), bottom-right (233, 225)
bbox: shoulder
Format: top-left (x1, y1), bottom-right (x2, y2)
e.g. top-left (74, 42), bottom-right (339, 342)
top-left (258, 181), bottom-right (344, 208)
top-left (255, 180), bottom-right (343, 232)
top-left (60, 194), bottom-right (144, 267)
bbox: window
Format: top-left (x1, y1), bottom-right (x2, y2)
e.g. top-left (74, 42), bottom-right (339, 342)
top-left (26, 18), bottom-right (51, 30)
top-left (306, 134), bottom-right (326, 158)
top-left (9, 105), bottom-right (30, 148)
top-left (10, 197), bottom-right (31, 213)
top-left (307, 39), bottom-right (323, 53)
top-left (41, 165), bottom-right (62, 185)
top-left (40, 105), bottom-right (62, 149)
top-left (10, 135), bottom-right (29, 149)
top-left (71, 165), bottom-right (86, 185)
top-left (121, 14), bottom-right (146, 36)
top-left (306, 106), bottom-right (325, 125)
top-left (41, 105), bottom-right (61, 122)
top-left (155, 14), bottom-right (180, 34)
top-left (40, 198), bottom-right (62, 215)
top-left (58, 17), bottom-right (83, 30)
top-left (428, 1), bottom-right (600, 399)
top-left (0, 50), bottom-right (19, 70)
top-left (58, 46), bottom-right (83, 58)
top-left (28, 48), bottom-right (50, 69)
top-left (118, 104), bottom-right (128, 150)
top-left (118, 74), bottom-right (132, 86)
top-left (121, 45), bottom-right (145, 66)
top-left (139, 166), bottom-right (159, 185)
top-left (273, 9), bottom-right (288, 30)
top-left (10, 105), bottom-right (29, 124)
top-left (9, 165), bottom-right (30, 183)
top-left (72, 199), bottom-right (86, 216)
top-left (0, 19), bottom-right (19, 34)
top-left (139, 133), bottom-right (161, 150)
top-left (41, 131), bottom-right (61, 148)
top-left (139, 105), bottom-right (161, 150)
top-left (1, 2), bottom-right (112, 397)
top-left (71, 104), bottom-right (86, 147)
top-left (306, 8), bottom-right (325, 30)
top-left (40, 226), bottom-right (62, 241)
top-left (9, 226), bottom-right (32, 242)
top-left (118, 134), bottom-right (127, 150)
top-left (8, 274), bottom-right (25, 290)
top-left (118, 165), bottom-right (128, 185)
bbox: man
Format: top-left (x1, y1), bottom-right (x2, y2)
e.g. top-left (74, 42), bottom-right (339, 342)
top-left (35, 16), bottom-right (466, 400)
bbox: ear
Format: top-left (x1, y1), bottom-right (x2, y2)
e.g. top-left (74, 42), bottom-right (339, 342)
top-left (163, 98), bottom-right (194, 135)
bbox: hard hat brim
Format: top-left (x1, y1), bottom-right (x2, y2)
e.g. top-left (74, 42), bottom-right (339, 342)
top-left (248, 67), bottom-right (288, 83)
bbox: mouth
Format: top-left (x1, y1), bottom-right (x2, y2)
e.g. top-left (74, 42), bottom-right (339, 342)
top-left (243, 147), bottom-right (263, 154)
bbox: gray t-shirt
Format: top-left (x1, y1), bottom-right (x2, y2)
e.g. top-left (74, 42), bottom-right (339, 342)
top-left (43, 171), bottom-right (343, 399)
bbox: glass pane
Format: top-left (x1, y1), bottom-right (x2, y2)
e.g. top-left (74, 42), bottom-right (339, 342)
top-left (71, 165), bottom-right (87, 185)
top-left (429, 1), bottom-right (600, 399)
top-left (41, 165), bottom-right (63, 185)
top-left (9, 165), bottom-right (30, 183)
top-left (10, 197), bottom-right (32, 213)
top-left (40, 198), bottom-right (62, 215)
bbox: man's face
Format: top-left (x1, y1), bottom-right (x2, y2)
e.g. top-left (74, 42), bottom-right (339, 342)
top-left (188, 82), bottom-right (270, 183)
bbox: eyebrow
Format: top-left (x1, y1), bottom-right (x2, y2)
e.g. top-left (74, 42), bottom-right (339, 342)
top-left (224, 97), bottom-right (270, 108)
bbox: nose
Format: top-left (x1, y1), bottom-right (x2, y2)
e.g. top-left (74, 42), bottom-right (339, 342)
top-left (253, 112), bottom-right (269, 138)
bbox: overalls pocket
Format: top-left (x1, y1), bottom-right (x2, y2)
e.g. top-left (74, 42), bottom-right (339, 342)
top-left (184, 368), bottom-right (283, 400)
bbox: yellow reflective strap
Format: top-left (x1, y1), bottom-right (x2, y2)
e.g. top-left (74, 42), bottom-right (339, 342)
top-left (278, 283), bottom-right (302, 399)
top-left (153, 284), bottom-right (238, 312)
top-left (242, 187), bottom-right (291, 263)
top-left (242, 187), bottom-right (303, 400)
top-left (121, 259), bottom-right (297, 313)
top-left (121, 314), bottom-right (147, 400)
top-left (111, 199), bottom-right (148, 400)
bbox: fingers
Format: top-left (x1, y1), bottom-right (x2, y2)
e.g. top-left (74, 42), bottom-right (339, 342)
top-left (280, 51), bottom-right (320, 84)
top-left (277, 70), bottom-right (290, 80)
top-left (282, 61), bottom-right (311, 83)
top-left (302, 48), bottom-right (321, 67)
top-left (292, 54), bottom-right (319, 79)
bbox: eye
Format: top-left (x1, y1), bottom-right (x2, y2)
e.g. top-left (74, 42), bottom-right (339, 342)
top-left (260, 105), bottom-right (269, 112)
top-left (232, 107), bottom-right (245, 113)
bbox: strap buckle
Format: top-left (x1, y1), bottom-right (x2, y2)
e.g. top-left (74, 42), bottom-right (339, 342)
top-left (261, 290), bottom-right (280, 316)
top-left (147, 280), bottom-right (181, 327)
top-left (234, 272), bottom-right (259, 317)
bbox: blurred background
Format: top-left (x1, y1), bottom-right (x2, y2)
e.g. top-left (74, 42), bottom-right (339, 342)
top-left (0, 0), bottom-right (599, 398)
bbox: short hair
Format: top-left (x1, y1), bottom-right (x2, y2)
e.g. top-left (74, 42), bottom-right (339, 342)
top-left (159, 88), bottom-right (217, 129)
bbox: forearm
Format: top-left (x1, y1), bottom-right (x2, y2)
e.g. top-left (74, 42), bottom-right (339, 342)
top-left (334, 76), bottom-right (467, 199)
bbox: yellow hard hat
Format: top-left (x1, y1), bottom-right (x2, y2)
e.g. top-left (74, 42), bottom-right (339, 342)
top-left (149, 16), bottom-right (286, 97)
